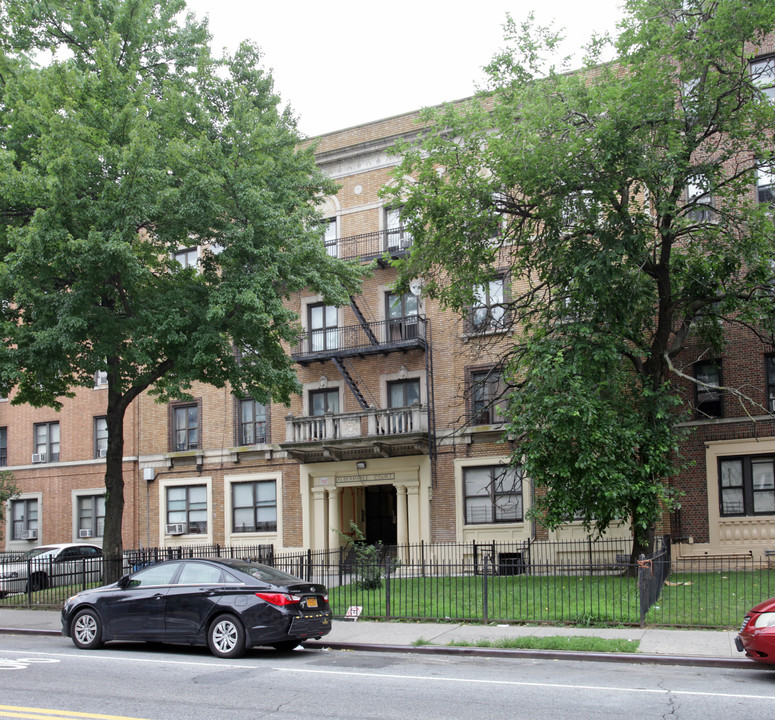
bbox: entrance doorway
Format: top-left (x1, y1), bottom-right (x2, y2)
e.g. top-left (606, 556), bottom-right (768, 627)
top-left (364, 485), bottom-right (397, 545)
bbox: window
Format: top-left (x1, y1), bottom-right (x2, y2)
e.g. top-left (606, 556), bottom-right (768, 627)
top-left (11, 499), bottom-right (38, 540)
top-left (388, 379), bottom-right (421, 408)
top-left (757, 162), bottom-right (774, 206)
top-left (695, 360), bottom-right (722, 418)
top-left (767, 355), bottom-right (775, 413)
top-left (238, 398), bottom-right (267, 446)
top-left (94, 370), bottom-right (108, 387)
top-left (385, 207), bottom-right (412, 251)
top-left (719, 455), bottom-right (775, 516)
top-left (166, 485), bottom-right (207, 534)
top-left (77, 495), bottom-right (105, 538)
top-left (464, 465), bottom-right (523, 524)
top-left (386, 291), bottom-right (420, 341)
top-left (232, 480), bottom-right (277, 533)
top-left (469, 367), bottom-right (505, 425)
top-left (128, 562), bottom-right (183, 587)
top-left (94, 417), bottom-right (108, 458)
top-left (173, 247), bottom-right (198, 268)
top-left (33, 422), bottom-right (59, 462)
top-left (309, 389), bottom-right (339, 439)
top-left (323, 217), bottom-right (338, 257)
top-left (685, 174), bottom-right (714, 223)
top-left (308, 304), bottom-right (338, 352)
top-left (468, 277), bottom-right (507, 333)
top-left (170, 403), bottom-right (199, 451)
top-left (0, 427), bottom-right (6, 467)
top-left (751, 56), bottom-right (775, 102)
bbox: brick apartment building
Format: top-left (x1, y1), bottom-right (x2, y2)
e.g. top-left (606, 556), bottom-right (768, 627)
top-left (2, 73), bottom-right (775, 560)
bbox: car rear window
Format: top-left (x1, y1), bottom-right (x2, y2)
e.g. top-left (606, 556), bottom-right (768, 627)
top-left (230, 562), bottom-right (304, 585)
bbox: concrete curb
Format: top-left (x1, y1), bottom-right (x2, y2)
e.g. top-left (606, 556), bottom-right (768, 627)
top-left (301, 640), bottom-right (759, 670)
top-left (1, 624), bottom-right (759, 670)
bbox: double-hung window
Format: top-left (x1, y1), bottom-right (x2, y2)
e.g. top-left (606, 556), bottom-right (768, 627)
top-left (308, 304), bottom-right (338, 352)
top-left (766, 355), bottom-right (775, 413)
top-left (166, 485), bottom-right (207, 534)
top-left (309, 389), bottom-right (339, 440)
top-left (720, 455), bottom-right (775, 516)
top-left (33, 422), bottom-right (59, 463)
top-left (94, 417), bottom-right (108, 458)
top-left (757, 162), bottom-right (774, 206)
top-left (751, 56), bottom-right (775, 102)
top-left (239, 398), bottom-right (267, 445)
top-left (386, 291), bottom-right (420, 341)
top-left (232, 480), bottom-right (277, 533)
top-left (468, 277), bottom-right (507, 333)
top-left (171, 403), bottom-right (199, 451)
top-left (77, 495), bottom-right (105, 538)
top-left (173, 247), bottom-right (198, 268)
top-left (464, 465), bottom-right (523, 524)
top-left (0, 426), bottom-right (6, 466)
top-left (323, 217), bottom-right (338, 258)
top-left (385, 207), bottom-right (412, 251)
top-left (685, 174), bottom-right (714, 223)
top-left (694, 360), bottom-right (723, 418)
top-left (11, 498), bottom-right (38, 540)
top-left (469, 367), bottom-right (505, 425)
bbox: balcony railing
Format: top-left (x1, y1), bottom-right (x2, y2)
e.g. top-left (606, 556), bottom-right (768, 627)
top-left (324, 227), bottom-right (413, 262)
top-left (284, 404), bottom-right (428, 444)
top-left (291, 317), bottom-right (427, 361)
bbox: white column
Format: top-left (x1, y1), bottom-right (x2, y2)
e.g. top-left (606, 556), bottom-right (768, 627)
top-left (327, 486), bottom-right (341, 551)
top-left (406, 483), bottom-right (421, 545)
top-left (396, 485), bottom-right (408, 564)
top-left (312, 487), bottom-right (328, 551)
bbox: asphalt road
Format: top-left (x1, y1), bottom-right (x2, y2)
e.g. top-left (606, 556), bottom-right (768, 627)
top-left (2, 634), bottom-right (775, 720)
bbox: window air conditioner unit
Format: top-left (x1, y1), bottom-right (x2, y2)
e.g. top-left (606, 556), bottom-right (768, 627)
top-left (166, 523), bottom-right (186, 535)
top-left (79, 529), bottom-right (92, 538)
top-left (23, 530), bottom-right (37, 540)
top-left (31, 453), bottom-right (47, 464)
top-left (98, 448), bottom-right (107, 458)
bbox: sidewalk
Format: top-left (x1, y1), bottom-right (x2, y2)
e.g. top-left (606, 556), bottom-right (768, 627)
top-left (0, 608), bottom-right (753, 669)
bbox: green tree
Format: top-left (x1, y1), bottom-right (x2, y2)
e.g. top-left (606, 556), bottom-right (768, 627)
top-left (388, 0), bottom-right (775, 563)
top-left (0, 0), bottom-right (363, 581)
top-left (0, 471), bottom-right (20, 541)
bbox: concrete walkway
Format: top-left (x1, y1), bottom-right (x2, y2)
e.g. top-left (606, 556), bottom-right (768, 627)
top-left (0, 607), bottom-right (755, 669)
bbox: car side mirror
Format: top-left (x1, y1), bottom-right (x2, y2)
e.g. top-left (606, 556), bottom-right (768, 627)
top-left (117, 574), bottom-right (131, 588)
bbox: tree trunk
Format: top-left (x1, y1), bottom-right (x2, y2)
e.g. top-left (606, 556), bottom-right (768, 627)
top-left (102, 384), bottom-right (128, 584)
top-left (625, 522), bottom-right (655, 578)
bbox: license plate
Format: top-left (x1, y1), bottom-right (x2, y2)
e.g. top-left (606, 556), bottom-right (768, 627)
top-left (306, 597), bottom-right (318, 608)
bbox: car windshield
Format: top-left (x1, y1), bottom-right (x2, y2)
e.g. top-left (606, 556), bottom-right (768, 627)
top-left (20, 547), bottom-right (58, 560)
top-left (232, 562), bottom-right (306, 585)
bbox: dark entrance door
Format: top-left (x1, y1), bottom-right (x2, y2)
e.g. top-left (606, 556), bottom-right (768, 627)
top-left (364, 485), bottom-right (397, 545)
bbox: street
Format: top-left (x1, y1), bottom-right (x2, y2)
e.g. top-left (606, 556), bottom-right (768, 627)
top-left (1, 634), bottom-right (774, 719)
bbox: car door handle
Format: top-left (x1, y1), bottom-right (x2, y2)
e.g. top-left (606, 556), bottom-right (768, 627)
top-left (153, 593), bottom-right (165, 600)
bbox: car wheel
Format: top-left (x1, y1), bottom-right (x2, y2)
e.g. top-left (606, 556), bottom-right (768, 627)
top-left (207, 615), bottom-right (246, 659)
top-left (71, 608), bottom-right (103, 650)
top-left (27, 573), bottom-right (48, 592)
top-left (271, 640), bottom-right (301, 652)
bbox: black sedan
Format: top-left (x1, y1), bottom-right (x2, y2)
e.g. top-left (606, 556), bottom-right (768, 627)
top-left (61, 557), bottom-right (332, 658)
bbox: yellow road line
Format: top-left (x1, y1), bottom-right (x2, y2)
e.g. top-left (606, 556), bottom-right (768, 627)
top-left (0, 707), bottom-right (152, 720)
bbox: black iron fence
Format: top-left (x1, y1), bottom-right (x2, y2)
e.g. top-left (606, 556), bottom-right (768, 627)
top-left (1, 537), bottom-right (771, 629)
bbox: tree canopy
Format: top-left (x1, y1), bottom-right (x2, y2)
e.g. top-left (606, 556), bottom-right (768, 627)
top-left (0, 0), bottom-right (363, 579)
top-left (388, 0), bottom-right (775, 558)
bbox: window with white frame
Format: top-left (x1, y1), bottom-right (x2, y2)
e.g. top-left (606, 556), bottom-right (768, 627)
top-left (166, 485), bottom-right (207, 534)
top-left (0, 426), bottom-right (6, 466)
top-left (757, 162), bottom-right (774, 206)
top-left (385, 207), bottom-right (412, 251)
top-left (751, 56), bottom-right (775, 102)
top-left (238, 398), bottom-right (267, 446)
top-left (468, 277), bottom-right (507, 333)
top-left (173, 247), bottom-right (198, 268)
top-left (77, 495), bottom-right (105, 538)
top-left (386, 291), bottom-right (420, 341)
top-left (232, 480), bottom-right (277, 533)
top-left (308, 304), bottom-right (338, 352)
top-left (11, 498), bottom-right (38, 540)
top-left (464, 465), bottom-right (523, 524)
top-left (469, 367), bottom-right (505, 425)
top-left (719, 455), bottom-right (775, 516)
top-left (323, 217), bottom-right (338, 257)
top-left (685, 174), bottom-right (714, 223)
top-left (33, 422), bottom-right (59, 462)
top-left (94, 417), bottom-right (108, 458)
top-left (94, 369), bottom-right (108, 387)
top-left (170, 402), bottom-right (200, 451)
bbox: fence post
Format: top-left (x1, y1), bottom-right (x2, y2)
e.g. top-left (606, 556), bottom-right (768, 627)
top-left (638, 553), bottom-right (648, 626)
top-left (483, 555), bottom-right (489, 625)
top-left (385, 558), bottom-right (391, 621)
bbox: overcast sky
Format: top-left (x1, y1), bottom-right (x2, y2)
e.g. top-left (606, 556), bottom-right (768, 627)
top-left (184, 0), bottom-right (624, 137)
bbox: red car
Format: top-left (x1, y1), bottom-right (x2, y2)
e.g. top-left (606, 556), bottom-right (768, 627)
top-left (736, 597), bottom-right (775, 664)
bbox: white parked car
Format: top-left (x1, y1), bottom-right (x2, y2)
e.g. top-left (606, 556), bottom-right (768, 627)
top-left (0, 543), bottom-right (102, 596)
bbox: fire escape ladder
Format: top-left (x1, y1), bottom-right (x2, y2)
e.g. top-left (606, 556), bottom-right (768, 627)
top-left (333, 356), bottom-right (370, 410)
top-left (349, 296), bottom-right (380, 346)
